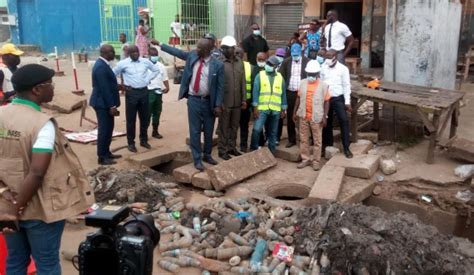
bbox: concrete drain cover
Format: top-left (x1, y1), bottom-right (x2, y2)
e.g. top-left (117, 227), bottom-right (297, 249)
top-left (266, 183), bottom-right (310, 201)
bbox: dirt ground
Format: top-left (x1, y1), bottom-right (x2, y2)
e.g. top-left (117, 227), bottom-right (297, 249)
top-left (11, 55), bottom-right (474, 274)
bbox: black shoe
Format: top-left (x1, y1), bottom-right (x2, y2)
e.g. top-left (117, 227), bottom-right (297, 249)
top-left (98, 158), bottom-right (116, 165)
top-left (285, 142), bottom-right (296, 148)
top-left (195, 162), bottom-right (205, 172)
top-left (229, 149), bottom-right (242, 156)
top-left (140, 141), bottom-right (152, 149)
top-left (128, 144), bottom-right (137, 153)
top-left (344, 149), bottom-right (353, 159)
top-left (218, 153), bottom-right (232, 160)
top-left (152, 131), bottom-right (163, 139)
top-left (240, 146), bottom-right (248, 153)
top-left (108, 153), bottom-right (122, 159)
top-left (203, 156), bottom-right (218, 165)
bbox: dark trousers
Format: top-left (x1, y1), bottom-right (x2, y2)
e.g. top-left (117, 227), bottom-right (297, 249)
top-left (187, 96), bottom-right (215, 165)
top-left (239, 107), bottom-right (251, 148)
top-left (323, 95), bottom-right (350, 150)
top-left (94, 107), bottom-right (114, 159)
top-left (286, 90), bottom-right (298, 143)
top-left (125, 88), bottom-right (149, 145)
top-left (218, 107), bottom-right (241, 155)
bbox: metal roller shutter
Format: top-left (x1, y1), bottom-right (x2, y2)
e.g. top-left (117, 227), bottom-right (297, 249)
top-left (264, 3), bottom-right (303, 47)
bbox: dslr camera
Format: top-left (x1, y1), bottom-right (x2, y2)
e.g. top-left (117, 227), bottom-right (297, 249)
top-left (78, 205), bottom-right (160, 275)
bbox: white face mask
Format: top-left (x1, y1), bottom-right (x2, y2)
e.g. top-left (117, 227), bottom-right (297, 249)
top-left (257, 61), bottom-right (266, 68)
top-left (253, 30), bottom-right (261, 36)
top-left (325, 58), bottom-right (336, 66)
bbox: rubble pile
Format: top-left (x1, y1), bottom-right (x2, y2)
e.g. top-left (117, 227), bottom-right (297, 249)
top-left (88, 167), bottom-right (176, 210)
top-left (154, 197), bottom-right (474, 274)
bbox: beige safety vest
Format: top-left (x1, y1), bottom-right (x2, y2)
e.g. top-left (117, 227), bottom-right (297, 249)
top-left (0, 103), bottom-right (95, 223)
top-left (296, 79), bottom-right (328, 123)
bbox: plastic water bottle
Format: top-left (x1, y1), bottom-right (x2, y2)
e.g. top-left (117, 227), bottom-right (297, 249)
top-left (250, 239), bottom-right (267, 272)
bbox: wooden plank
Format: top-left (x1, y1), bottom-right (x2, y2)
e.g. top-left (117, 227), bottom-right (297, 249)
top-left (379, 80), bottom-right (465, 97)
top-left (437, 105), bottom-right (456, 140)
top-left (353, 88), bottom-right (445, 110)
top-left (353, 90), bottom-right (439, 113)
top-left (416, 107), bottom-right (435, 132)
top-left (426, 113), bottom-right (441, 164)
top-left (450, 102), bottom-right (460, 138)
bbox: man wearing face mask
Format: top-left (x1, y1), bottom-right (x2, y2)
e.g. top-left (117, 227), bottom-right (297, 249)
top-left (250, 56), bottom-right (287, 154)
top-left (293, 60), bottom-right (330, 171)
top-left (279, 43), bottom-right (309, 148)
top-left (236, 47), bottom-right (253, 152)
top-left (242, 23), bottom-right (269, 66)
top-left (253, 52), bottom-right (274, 148)
top-left (217, 36), bottom-right (247, 160)
top-left (321, 49), bottom-right (353, 158)
top-left (322, 9), bottom-right (355, 65)
top-left (147, 47), bottom-right (169, 139)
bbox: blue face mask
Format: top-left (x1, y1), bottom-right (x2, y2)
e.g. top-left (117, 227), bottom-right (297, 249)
top-left (150, 56), bottom-right (159, 63)
top-left (292, 55), bottom-right (301, 61)
top-left (264, 64), bottom-right (275, 73)
top-left (317, 56), bottom-right (324, 65)
top-left (308, 76), bottom-right (317, 83)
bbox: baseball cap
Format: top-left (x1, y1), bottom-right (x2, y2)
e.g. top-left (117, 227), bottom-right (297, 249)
top-left (0, 43), bottom-right (24, 56)
top-left (290, 44), bottom-right (302, 57)
top-left (203, 33), bottom-right (217, 41)
top-left (275, 48), bottom-right (286, 57)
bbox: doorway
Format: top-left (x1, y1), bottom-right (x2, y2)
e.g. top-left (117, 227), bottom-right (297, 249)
top-left (323, 1), bottom-right (362, 56)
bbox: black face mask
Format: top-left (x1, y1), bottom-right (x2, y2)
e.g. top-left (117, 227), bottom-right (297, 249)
top-left (221, 47), bottom-right (234, 59)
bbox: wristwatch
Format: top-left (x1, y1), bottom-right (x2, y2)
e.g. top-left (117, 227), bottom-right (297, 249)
top-left (0, 187), bottom-right (9, 195)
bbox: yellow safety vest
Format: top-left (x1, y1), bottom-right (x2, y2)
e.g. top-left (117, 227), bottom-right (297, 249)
top-left (243, 61), bottom-right (252, 99)
top-left (258, 71), bottom-right (283, 112)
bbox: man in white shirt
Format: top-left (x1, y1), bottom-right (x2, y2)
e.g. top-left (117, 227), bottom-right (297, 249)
top-left (323, 9), bottom-right (355, 65)
top-left (170, 15), bottom-right (182, 45)
top-left (321, 49), bottom-right (353, 158)
top-left (147, 47), bottom-right (169, 139)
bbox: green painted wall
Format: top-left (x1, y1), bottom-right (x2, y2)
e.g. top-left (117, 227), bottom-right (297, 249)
top-left (150, 0), bottom-right (179, 44)
top-left (0, 0), bottom-right (7, 8)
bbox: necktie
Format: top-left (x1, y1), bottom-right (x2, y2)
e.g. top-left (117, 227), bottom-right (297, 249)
top-left (193, 59), bottom-right (204, 94)
top-left (328, 23), bottom-right (333, 48)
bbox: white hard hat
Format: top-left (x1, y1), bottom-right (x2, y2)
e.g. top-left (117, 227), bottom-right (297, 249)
top-left (305, 60), bottom-right (321, 73)
top-left (221, 35), bottom-right (237, 47)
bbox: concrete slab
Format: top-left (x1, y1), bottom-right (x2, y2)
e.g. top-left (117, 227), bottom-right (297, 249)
top-left (448, 137), bottom-right (474, 163)
top-left (207, 148), bottom-right (277, 191)
top-left (128, 148), bottom-right (190, 167)
top-left (339, 178), bottom-right (376, 203)
top-left (186, 135), bottom-right (218, 146)
top-left (274, 144), bottom-right (301, 162)
top-left (308, 165), bottom-right (345, 202)
top-left (326, 154), bottom-right (380, 179)
top-left (43, 93), bottom-right (85, 114)
top-left (349, 139), bottom-right (373, 155)
top-left (192, 172), bottom-right (213, 190)
top-left (173, 163), bottom-right (200, 184)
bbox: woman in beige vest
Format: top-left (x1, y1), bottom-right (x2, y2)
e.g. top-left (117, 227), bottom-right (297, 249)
top-left (293, 60), bottom-right (330, 171)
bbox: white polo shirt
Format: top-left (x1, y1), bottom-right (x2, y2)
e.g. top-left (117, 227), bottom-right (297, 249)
top-left (148, 61), bottom-right (169, 94)
top-left (324, 21), bottom-right (352, 51)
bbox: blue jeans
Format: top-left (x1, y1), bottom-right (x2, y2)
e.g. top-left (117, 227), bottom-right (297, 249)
top-left (187, 96), bottom-right (216, 165)
top-left (5, 220), bottom-right (66, 275)
top-left (250, 110), bottom-right (281, 153)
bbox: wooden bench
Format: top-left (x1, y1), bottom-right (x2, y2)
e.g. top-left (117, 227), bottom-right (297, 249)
top-left (345, 57), bottom-right (362, 74)
top-left (458, 45), bottom-right (474, 81)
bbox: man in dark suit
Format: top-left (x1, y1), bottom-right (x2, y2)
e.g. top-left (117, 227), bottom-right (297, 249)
top-left (154, 38), bottom-right (224, 171)
top-left (278, 43), bottom-right (309, 147)
top-left (90, 44), bottom-right (121, 165)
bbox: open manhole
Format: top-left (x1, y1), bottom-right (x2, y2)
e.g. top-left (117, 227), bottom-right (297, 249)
top-left (266, 183), bottom-right (311, 201)
top-left (150, 151), bottom-right (193, 175)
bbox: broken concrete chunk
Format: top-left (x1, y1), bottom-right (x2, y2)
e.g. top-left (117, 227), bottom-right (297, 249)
top-left (358, 132), bottom-right (379, 143)
top-left (207, 148), bottom-right (277, 191)
top-left (43, 93), bottom-right (85, 113)
top-left (326, 154), bottom-right (380, 179)
top-left (380, 159), bottom-right (397, 175)
top-left (325, 146), bottom-right (340, 160)
top-left (447, 137), bottom-right (474, 163)
top-left (173, 163), bottom-right (201, 184)
top-left (274, 144), bottom-right (301, 162)
top-left (350, 139), bottom-right (374, 155)
top-left (192, 172), bottom-right (213, 190)
top-left (308, 165), bottom-right (345, 202)
top-left (454, 165), bottom-right (474, 179)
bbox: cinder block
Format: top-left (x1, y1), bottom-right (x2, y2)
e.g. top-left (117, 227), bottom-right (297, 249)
top-left (448, 137), bottom-right (474, 163)
top-left (308, 165), bottom-right (345, 202)
top-left (128, 150), bottom-right (176, 167)
top-left (339, 178), bottom-right (376, 203)
top-left (326, 154), bottom-right (380, 179)
top-left (274, 144), bottom-right (301, 162)
top-left (192, 172), bottom-right (213, 190)
top-left (207, 147), bottom-right (277, 191)
top-left (173, 163), bottom-right (200, 184)
top-left (349, 139), bottom-right (373, 155)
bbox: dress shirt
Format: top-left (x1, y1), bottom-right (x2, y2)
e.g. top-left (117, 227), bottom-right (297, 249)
top-left (148, 61), bottom-right (169, 93)
top-left (324, 21), bottom-right (352, 51)
top-left (99, 56), bottom-right (111, 66)
top-left (321, 62), bottom-right (351, 105)
top-left (288, 59), bottom-right (302, 91)
top-left (188, 56), bottom-right (211, 96)
top-left (113, 57), bottom-right (160, 89)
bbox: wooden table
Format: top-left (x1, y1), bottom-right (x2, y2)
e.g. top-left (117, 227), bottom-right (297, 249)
top-left (351, 81), bottom-right (465, 164)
